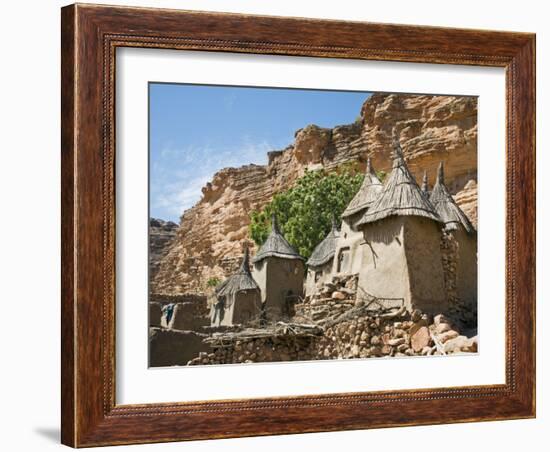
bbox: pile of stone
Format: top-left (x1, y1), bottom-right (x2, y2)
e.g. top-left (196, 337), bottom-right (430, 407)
top-left (429, 313), bottom-right (478, 355)
top-left (187, 306), bottom-right (477, 366)
top-left (315, 309), bottom-right (477, 360)
top-left (297, 274), bottom-right (359, 322)
top-left (179, 275), bottom-right (478, 367)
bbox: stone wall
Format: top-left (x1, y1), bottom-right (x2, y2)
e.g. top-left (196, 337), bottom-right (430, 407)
top-left (191, 335), bottom-right (318, 365)
top-left (149, 302), bottom-right (162, 327)
top-left (439, 231), bottom-right (477, 327)
top-left (440, 231), bottom-right (460, 315)
top-left (188, 309), bottom-right (477, 366)
top-left (188, 275), bottom-right (476, 366)
top-left (149, 328), bottom-right (212, 367)
top-left (149, 294), bottom-right (209, 329)
top-left (168, 303), bottom-right (210, 330)
top-left (149, 293), bottom-right (211, 366)
top-left (149, 293), bottom-right (207, 304)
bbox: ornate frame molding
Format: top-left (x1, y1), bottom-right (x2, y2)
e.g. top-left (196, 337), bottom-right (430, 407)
top-left (61, 4), bottom-right (535, 447)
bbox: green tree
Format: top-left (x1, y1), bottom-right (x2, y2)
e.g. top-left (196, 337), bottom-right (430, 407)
top-left (206, 277), bottom-right (221, 288)
top-left (249, 166), bottom-right (364, 259)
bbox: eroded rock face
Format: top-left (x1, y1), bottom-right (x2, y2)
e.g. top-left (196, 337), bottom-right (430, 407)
top-left (293, 125), bottom-right (332, 164)
top-left (453, 179), bottom-right (478, 227)
top-left (149, 218), bottom-right (179, 280)
top-left (152, 94), bottom-right (478, 294)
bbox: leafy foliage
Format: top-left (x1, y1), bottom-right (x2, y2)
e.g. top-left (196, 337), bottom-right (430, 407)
top-left (249, 164), bottom-right (365, 259)
top-left (206, 277), bottom-right (222, 288)
top-left (376, 170), bottom-right (387, 183)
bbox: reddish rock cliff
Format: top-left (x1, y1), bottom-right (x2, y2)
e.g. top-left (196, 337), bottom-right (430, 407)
top-left (151, 93), bottom-right (478, 295)
top-left (149, 218), bottom-right (179, 279)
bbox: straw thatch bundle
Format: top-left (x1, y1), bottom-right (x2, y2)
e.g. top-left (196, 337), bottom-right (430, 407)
top-left (356, 134), bottom-right (441, 227)
top-left (252, 214), bottom-right (303, 263)
top-left (429, 162), bottom-right (475, 234)
top-left (307, 220), bottom-right (340, 268)
top-left (341, 158), bottom-right (383, 218)
top-left (216, 248), bottom-right (259, 306)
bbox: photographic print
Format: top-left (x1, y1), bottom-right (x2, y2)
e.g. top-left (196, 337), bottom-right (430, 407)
top-left (61, 6), bottom-right (536, 444)
top-left (148, 84), bottom-right (478, 367)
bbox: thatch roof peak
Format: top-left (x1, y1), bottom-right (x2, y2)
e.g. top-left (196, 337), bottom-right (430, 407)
top-left (356, 134), bottom-right (441, 227)
top-left (307, 223), bottom-right (340, 268)
top-left (271, 213), bottom-right (280, 234)
top-left (366, 157), bottom-right (373, 174)
top-left (391, 130), bottom-right (406, 167)
top-left (239, 246), bottom-right (252, 274)
top-left (421, 170), bottom-right (429, 195)
top-left (342, 157), bottom-right (383, 218)
top-left (216, 248), bottom-right (259, 299)
top-left (252, 214), bottom-right (304, 263)
top-left (429, 162), bottom-right (475, 234)
top-left (436, 161), bottom-right (445, 185)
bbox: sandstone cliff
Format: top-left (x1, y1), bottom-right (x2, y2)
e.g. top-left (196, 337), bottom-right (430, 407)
top-left (151, 93), bottom-right (478, 295)
top-left (149, 218), bottom-right (179, 279)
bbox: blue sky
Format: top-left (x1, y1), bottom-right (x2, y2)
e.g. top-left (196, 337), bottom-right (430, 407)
top-left (149, 83), bottom-right (371, 222)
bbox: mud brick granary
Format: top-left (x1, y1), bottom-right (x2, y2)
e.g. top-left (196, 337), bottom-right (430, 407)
top-left (211, 247), bottom-right (262, 326)
top-left (251, 214), bottom-right (305, 320)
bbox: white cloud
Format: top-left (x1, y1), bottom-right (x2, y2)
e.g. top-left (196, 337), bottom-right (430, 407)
top-left (150, 138), bottom-right (274, 221)
top-left (154, 175), bottom-right (210, 218)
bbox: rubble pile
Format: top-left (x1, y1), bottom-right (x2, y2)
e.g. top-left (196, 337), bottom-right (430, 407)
top-left (316, 309), bottom-right (477, 360)
top-left (296, 274), bottom-right (359, 322)
top-left (187, 304), bottom-right (477, 365)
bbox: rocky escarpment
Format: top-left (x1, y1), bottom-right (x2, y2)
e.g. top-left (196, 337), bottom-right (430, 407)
top-left (149, 218), bottom-right (179, 280)
top-left (152, 93), bottom-right (478, 295)
top-left (453, 179), bottom-right (478, 226)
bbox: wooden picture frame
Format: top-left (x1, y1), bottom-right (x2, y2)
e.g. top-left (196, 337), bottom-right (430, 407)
top-left (61, 3), bottom-right (536, 447)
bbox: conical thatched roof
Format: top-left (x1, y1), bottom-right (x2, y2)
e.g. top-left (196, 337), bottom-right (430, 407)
top-left (307, 218), bottom-right (339, 268)
top-left (216, 247), bottom-right (260, 298)
top-left (429, 162), bottom-right (475, 234)
top-left (421, 170), bottom-right (430, 196)
top-left (252, 214), bottom-right (304, 263)
top-left (342, 158), bottom-right (383, 218)
top-left (356, 132), bottom-right (441, 227)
